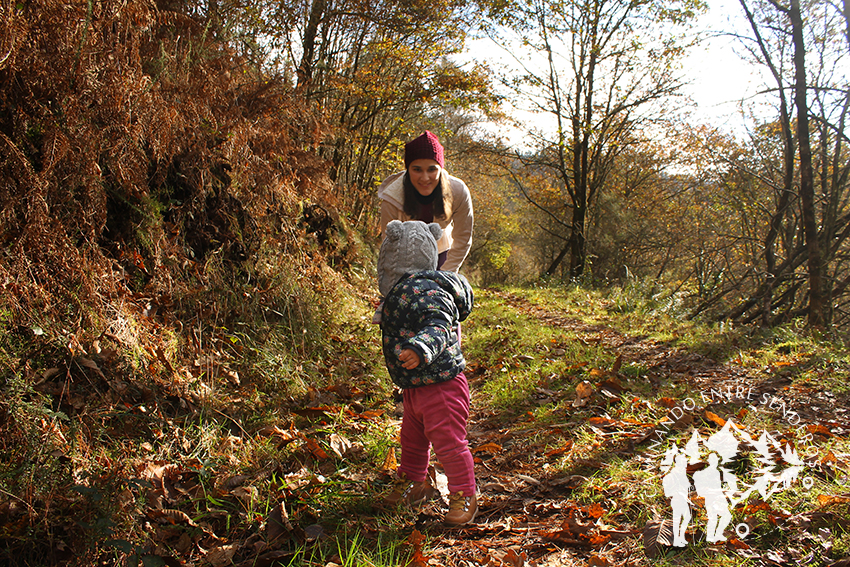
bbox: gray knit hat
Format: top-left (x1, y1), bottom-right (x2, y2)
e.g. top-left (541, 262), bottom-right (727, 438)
top-left (378, 220), bottom-right (444, 296)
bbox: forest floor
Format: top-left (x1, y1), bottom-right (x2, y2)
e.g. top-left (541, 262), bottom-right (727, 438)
top-left (370, 287), bottom-right (850, 567)
top-left (4, 283), bottom-right (850, 567)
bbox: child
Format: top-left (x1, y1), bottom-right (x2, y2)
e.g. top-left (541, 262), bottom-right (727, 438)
top-left (376, 219), bottom-right (477, 526)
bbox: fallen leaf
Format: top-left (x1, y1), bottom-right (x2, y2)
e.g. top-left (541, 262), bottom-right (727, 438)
top-left (473, 442), bottom-right (503, 454)
top-left (807, 424), bottom-right (833, 438)
top-left (545, 440), bottom-right (573, 457)
top-left (406, 530), bottom-right (430, 567)
top-left (817, 494), bottom-right (850, 507)
top-left (573, 380), bottom-right (594, 407)
top-left (587, 502), bottom-right (605, 519)
top-left (516, 473), bottom-right (542, 486)
top-left (266, 502), bottom-right (292, 543)
top-left (224, 475), bottom-right (249, 489)
top-left (357, 409), bottom-right (384, 420)
top-left (328, 433), bottom-right (353, 458)
top-left (642, 518), bottom-right (674, 559)
top-left (255, 425), bottom-right (300, 447)
top-left (77, 357), bottom-right (105, 377)
top-left (232, 485), bottom-right (258, 504)
top-left (588, 555), bottom-right (610, 566)
top-left (293, 406), bottom-right (342, 419)
top-left (564, 510), bottom-right (593, 535)
top-left (304, 524), bottom-right (326, 541)
top-left (611, 354), bottom-right (623, 373)
top-left (704, 410), bottom-right (726, 427)
top-left (147, 508), bottom-right (197, 526)
top-left (302, 438), bottom-right (329, 460)
top-left (205, 544), bottom-right (238, 567)
top-left (725, 537), bottom-right (750, 550)
top-left (233, 550), bottom-right (299, 567)
top-left (599, 378), bottom-right (626, 394)
top-left (503, 548), bottom-right (526, 566)
top-left (381, 448), bottom-right (398, 471)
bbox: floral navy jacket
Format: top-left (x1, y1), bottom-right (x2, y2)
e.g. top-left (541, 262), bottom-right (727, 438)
top-left (380, 270), bottom-right (473, 389)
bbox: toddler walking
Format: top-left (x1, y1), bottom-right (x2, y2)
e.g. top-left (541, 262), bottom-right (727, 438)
top-left (376, 220), bottom-right (477, 526)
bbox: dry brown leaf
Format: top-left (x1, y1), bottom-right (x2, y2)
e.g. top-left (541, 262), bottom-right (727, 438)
top-left (611, 354), bottom-right (623, 373)
top-left (704, 410), bottom-right (727, 427)
top-left (381, 448), bottom-right (398, 472)
top-left (503, 548), bottom-right (526, 566)
top-left (516, 473), bottom-right (542, 486)
top-left (821, 450), bottom-right (837, 464)
top-left (205, 543), bottom-right (238, 567)
top-left (657, 397), bottom-right (678, 408)
top-left (266, 502), bottom-right (292, 543)
top-left (588, 555), bottom-right (610, 566)
top-left (304, 524), bottom-right (326, 541)
top-left (545, 440), bottom-right (573, 457)
top-left (573, 380), bottom-right (594, 407)
top-left (232, 485), bottom-right (258, 504)
top-left (817, 494), bottom-right (850, 507)
top-left (587, 502), bottom-right (605, 519)
top-left (77, 357), bottom-right (104, 377)
top-left (473, 442), bottom-right (503, 454)
top-left (328, 433), bottom-right (353, 458)
top-left (302, 438), bottom-right (329, 460)
top-left (725, 537), bottom-right (750, 550)
top-left (642, 518), bottom-right (674, 559)
top-left (147, 508), bottom-right (196, 526)
top-left (599, 378), bottom-right (626, 393)
top-left (566, 513), bottom-right (593, 535)
top-left (405, 529), bottom-right (429, 567)
top-left (807, 424), bottom-right (834, 438)
top-left (357, 409), bottom-right (385, 421)
top-left (224, 475), bottom-right (249, 489)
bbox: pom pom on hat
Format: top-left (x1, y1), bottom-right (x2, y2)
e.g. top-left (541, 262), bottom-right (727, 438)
top-left (377, 220), bottom-right (444, 296)
top-left (404, 131), bottom-right (444, 168)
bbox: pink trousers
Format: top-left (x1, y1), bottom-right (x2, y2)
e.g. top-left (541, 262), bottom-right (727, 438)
top-left (398, 373), bottom-right (476, 495)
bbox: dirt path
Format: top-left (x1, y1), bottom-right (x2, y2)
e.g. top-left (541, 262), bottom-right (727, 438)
top-left (408, 290), bottom-right (849, 567)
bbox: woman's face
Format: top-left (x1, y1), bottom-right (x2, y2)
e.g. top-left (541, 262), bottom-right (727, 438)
top-left (407, 159), bottom-right (441, 197)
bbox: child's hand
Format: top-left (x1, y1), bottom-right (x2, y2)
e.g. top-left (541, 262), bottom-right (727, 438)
top-left (398, 348), bottom-right (421, 370)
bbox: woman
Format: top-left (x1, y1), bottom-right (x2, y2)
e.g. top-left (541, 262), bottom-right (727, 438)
top-left (378, 131), bottom-right (473, 272)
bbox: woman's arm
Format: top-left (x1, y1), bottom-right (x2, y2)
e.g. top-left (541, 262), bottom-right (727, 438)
top-left (442, 179), bottom-right (474, 271)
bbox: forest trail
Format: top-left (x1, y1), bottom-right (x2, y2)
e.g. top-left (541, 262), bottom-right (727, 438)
top-left (401, 289), bottom-right (849, 567)
top-left (6, 286), bottom-right (847, 567)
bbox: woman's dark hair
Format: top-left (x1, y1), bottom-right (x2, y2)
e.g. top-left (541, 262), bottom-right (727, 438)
top-left (402, 171), bottom-right (449, 219)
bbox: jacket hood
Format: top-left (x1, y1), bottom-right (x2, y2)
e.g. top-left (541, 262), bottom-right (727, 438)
top-left (410, 270), bottom-right (473, 322)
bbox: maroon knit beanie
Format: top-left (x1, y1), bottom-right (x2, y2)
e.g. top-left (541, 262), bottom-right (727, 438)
top-left (404, 131), bottom-right (444, 168)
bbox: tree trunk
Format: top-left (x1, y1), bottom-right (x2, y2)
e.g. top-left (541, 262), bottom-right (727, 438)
top-left (546, 241), bottom-right (571, 276)
top-left (297, 0), bottom-right (328, 90)
top-left (569, 201), bottom-right (587, 279)
top-left (790, 0), bottom-right (824, 327)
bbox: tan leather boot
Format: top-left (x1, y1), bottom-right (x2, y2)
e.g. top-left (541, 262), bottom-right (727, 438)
top-left (381, 472), bottom-right (433, 509)
top-left (445, 491), bottom-right (478, 526)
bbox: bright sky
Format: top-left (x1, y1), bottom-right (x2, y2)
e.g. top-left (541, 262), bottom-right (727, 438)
top-left (464, 0), bottom-right (773, 147)
top-left (680, 0), bottom-right (771, 134)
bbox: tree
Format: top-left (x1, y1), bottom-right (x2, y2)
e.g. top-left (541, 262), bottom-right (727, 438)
top-left (489, 0), bottom-right (703, 279)
top-left (695, 0), bottom-right (850, 327)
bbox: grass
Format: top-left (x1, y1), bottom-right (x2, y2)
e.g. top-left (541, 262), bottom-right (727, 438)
top-left (2, 275), bottom-right (849, 566)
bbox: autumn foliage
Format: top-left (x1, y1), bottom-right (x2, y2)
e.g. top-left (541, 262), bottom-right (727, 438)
top-left (0, 0), bottom-right (339, 325)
